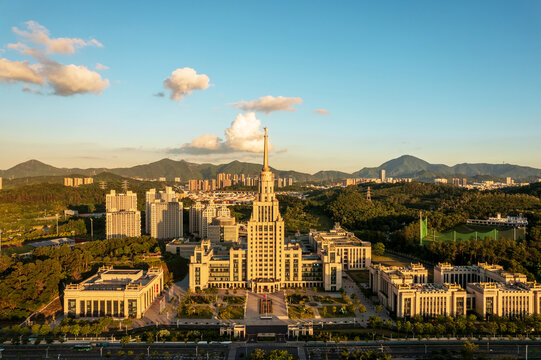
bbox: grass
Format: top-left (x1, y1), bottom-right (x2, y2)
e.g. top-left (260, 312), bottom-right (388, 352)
top-left (347, 270), bottom-right (369, 284)
top-left (371, 254), bottom-right (408, 267)
top-left (2, 244), bottom-right (34, 256)
top-left (177, 305), bottom-right (214, 319)
top-left (287, 294), bottom-right (310, 304)
top-left (318, 305), bottom-right (355, 318)
top-left (312, 295), bottom-right (346, 304)
top-left (217, 305), bottom-right (244, 319)
top-left (288, 305), bottom-right (316, 319)
top-left (222, 296), bottom-right (246, 305)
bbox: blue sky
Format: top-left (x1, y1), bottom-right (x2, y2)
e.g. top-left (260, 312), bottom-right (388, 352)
top-left (0, 1), bottom-right (540, 173)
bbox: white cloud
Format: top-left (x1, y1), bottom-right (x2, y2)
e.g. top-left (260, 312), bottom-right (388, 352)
top-left (225, 113), bottom-right (265, 152)
top-left (163, 67), bottom-right (210, 102)
top-left (315, 109), bottom-right (329, 115)
top-left (45, 63), bottom-right (109, 96)
top-left (1, 21), bottom-right (109, 96)
top-left (0, 58), bottom-right (43, 84)
top-left (189, 134), bottom-right (223, 150)
top-left (234, 95), bottom-right (302, 113)
top-left (169, 112), bottom-right (272, 155)
top-left (95, 63), bottom-right (109, 70)
top-left (12, 21), bottom-right (102, 54)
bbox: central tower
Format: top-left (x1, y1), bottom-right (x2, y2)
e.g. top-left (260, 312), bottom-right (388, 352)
top-left (247, 127), bottom-right (285, 293)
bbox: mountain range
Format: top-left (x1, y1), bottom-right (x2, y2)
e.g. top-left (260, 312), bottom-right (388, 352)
top-left (1, 155), bottom-right (540, 182)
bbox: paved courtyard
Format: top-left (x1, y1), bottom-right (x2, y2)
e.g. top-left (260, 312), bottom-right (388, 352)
top-left (137, 271), bottom-right (390, 328)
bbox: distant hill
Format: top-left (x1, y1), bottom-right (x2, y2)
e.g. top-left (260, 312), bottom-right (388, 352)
top-left (353, 155), bottom-right (541, 180)
top-left (1, 155), bottom-right (540, 182)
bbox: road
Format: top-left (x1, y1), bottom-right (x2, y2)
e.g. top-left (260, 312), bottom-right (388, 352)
top-left (1, 340), bottom-right (540, 359)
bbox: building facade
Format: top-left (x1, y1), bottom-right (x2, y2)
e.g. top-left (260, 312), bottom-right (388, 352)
top-left (64, 266), bottom-right (164, 319)
top-left (309, 224), bottom-right (371, 270)
top-left (150, 200), bottom-right (183, 240)
top-left (105, 190), bottom-right (141, 239)
top-left (188, 128), bottom-right (348, 293)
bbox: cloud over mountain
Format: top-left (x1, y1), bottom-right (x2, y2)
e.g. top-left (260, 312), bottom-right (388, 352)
top-left (163, 67), bottom-right (210, 102)
top-left (169, 112), bottom-right (270, 155)
top-left (234, 95), bottom-right (302, 113)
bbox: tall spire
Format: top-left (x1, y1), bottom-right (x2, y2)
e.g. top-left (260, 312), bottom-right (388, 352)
top-left (263, 126), bottom-right (270, 171)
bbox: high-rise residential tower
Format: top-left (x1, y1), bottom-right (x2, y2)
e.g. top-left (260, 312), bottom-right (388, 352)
top-left (106, 190), bottom-right (141, 239)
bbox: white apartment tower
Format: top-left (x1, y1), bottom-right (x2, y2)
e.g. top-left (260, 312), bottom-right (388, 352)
top-left (106, 190), bottom-right (141, 239)
top-left (150, 201), bottom-right (183, 240)
top-left (247, 127), bottom-right (286, 293)
top-left (145, 187), bottom-right (177, 234)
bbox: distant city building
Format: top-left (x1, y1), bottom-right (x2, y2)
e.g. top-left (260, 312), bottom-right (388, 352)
top-left (452, 178), bottom-right (460, 186)
top-left (506, 177), bottom-right (514, 185)
top-left (64, 266), bottom-right (163, 319)
top-left (434, 178), bottom-right (448, 184)
top-left (159, 177), bottom-right (166, 182)
top-left (64, 177), bottom-right (92, 187)
top-left (379, 169), bottom-right (386, 182)
top-left (174, 177), bottom-right (181, 182)
top-left (0, 177), bottom-right (2, 190)
top-left (106, 190), bottom-right (141, 239)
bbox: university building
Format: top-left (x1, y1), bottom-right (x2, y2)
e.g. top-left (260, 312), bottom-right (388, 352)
top-left (188, 128), bottom-right (366, 293)
top-left (371, 261), bottom-right (541, 318)
top-left (64, 266), bottom-right (164, 319)
top-left (309, 224), bottom-right (372, 270)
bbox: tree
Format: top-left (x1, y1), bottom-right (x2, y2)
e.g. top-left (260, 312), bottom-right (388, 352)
top-left (373, 242), bottom-right (385, 256)
top-left (358, 304), bottom-right (366, 313)
top-left (461, 341), bottom-right (479, 360)
top-left (120, 335), bottom-right (131, 345)
top-left (249, 349), bottom-right (266, 360)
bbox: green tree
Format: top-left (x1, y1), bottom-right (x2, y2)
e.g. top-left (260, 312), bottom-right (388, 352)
top-left (373, 242), bottom-right (385, 256)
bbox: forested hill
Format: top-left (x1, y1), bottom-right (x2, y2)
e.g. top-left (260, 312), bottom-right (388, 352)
top-left (1, 155), bottom-right (540, 181)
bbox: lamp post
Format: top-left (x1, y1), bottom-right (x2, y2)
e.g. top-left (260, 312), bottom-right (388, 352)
top-left (90, 218), bottom-right (94, 241)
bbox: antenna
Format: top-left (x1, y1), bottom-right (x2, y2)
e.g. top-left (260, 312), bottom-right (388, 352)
top-left (366, 186), bottom-right (372, 202)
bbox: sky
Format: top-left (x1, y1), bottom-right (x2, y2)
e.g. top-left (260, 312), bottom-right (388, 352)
top-left (0, 1), bottom-right (540, 173)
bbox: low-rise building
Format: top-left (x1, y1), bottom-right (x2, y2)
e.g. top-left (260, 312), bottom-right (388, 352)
top-left (466, 281), bottom-right (541, 318)
top-left (434, 262), bottom-right (527, 288)
top-left (63, 266), bottom-right (164, 319)
top-left (309, 223), bottom-right (371, 270)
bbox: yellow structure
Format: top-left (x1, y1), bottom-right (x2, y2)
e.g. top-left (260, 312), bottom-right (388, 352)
top-left (309, 223), bottom-right (371, 270)
top-left (64, 266), bottom-right (164, 319)
top-left (188, 128), bottom-right (349, 293)
top-left (466, 281), bottom-right (541, 318)
top-left (374, 261), bottom-right (541, 318)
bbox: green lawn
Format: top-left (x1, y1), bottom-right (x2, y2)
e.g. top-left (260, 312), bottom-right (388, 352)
top-left (217, 305), bottom-right (244, 319)
top-left (287, 294), bottom-right (310, 304)
top-left (348, 270), bottom-right (369, 284)
top-left (177, 305), bottom-right (214, 319)
top-left (312, 295), bottom-right (346, 304)
top-left (371, 254), bottom-right (408, 267)
top-left (318, 305), bottom-right (355, 318)
top-left (222, 296), bottom-right (246, 305)
top-left (288, 305), bottom-right (316, 319)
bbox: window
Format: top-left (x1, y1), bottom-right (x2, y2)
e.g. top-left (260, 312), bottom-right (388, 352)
top-left (79, 300), bottom-right (85, 316)
top-left (67, 299), bottom-right (76, 316)
top-left (128, 299), bottom-right (137, 318)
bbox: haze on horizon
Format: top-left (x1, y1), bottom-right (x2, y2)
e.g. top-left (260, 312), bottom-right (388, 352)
top-left (0, 1), bottom-right (540, 173)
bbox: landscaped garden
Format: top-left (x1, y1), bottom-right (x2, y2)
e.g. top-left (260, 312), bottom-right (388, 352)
top-left (176, 304), bottom-right (214, 319)
top-left (312, 295), bottom-right (346, 304)
top-left (288, 305), bottom-right (316, 319)
top-left (318, 304), bottom-right (356, 318)
top-left (286, 294), bottom-right (310, 304)
top-left (222, 296), bottom-right (246, 305)
top-left (217, 304), bottom-right (244, 319)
